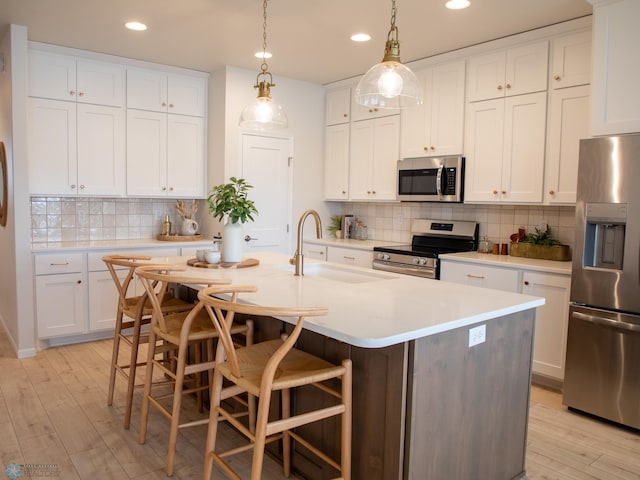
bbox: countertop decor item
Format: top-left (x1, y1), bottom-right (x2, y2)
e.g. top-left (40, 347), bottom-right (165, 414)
top-left (186, 257), bottom-right (260, 269)
top-left (157, 234), bottom-right (203, 242)
top-left (327, 214), bottom-right (343, 239)
top-left (510, 225), bottom-right (571, 261)
top-left (207, 177), bottom-right (258, 262)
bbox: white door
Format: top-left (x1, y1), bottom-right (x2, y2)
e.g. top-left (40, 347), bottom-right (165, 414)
top-left (241, 134), bottom-right (292, 254)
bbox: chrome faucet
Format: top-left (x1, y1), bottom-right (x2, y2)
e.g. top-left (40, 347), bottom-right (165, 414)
top-left (290, 209), bottom-right (323, 276)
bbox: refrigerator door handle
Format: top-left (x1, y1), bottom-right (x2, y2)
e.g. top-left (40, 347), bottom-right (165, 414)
top-left (572, 311), bottom-right (640, 332)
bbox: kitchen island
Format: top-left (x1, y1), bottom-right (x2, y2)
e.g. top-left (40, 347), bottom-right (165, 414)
top-left (155, 252), bottom-right (544, 480)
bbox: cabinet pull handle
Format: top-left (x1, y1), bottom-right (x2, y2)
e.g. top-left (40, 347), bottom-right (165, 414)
top-left (79, 91), bottom-right (85, 97)
top-left (70, 184), bottom-right (76, 189)
top-left (497, 85), bottom-right (503, 90)
top-left (549, 190), bottom-right (555, 195)
top-left (553, 75), bottom-right (561, 81)
top-left (69, 90), bottom-right (76, 96)
top-left (524, 281), bottom-right (529, 286)
top-left (505, 83), bottom-right (511, 89)
top-left (50, 262), bottom-right (69, 266)
top-left (466, 274), bottom-right (485, 279)
top-left (343, 256), bottom-right (355, 260)
top-left (76, 280), bottom-right (82, 284)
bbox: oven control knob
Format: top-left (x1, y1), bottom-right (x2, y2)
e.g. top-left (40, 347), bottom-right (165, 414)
top-left (378, 253), bottom-right (390, 261)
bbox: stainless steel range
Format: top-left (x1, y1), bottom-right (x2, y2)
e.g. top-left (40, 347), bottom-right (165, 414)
top-left (372, 219), bottom-right (478, 279)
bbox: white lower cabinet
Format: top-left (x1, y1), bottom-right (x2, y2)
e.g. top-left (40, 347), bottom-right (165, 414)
top-left (34, 253), bottom-right (86, 338)
top-left (326, 246), bottom-right (372, 268)
top-left (440, 258), bottom-right (571, 382)
top-left (521, 271), bottom-right (571, 381)
top-left (303, 244), bottom-right (327, 261)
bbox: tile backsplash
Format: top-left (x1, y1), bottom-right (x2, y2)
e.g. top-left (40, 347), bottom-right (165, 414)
top-left (342, 202), bottom-right (576, 248)
top-left (30, 197), bottom-right (190, 243)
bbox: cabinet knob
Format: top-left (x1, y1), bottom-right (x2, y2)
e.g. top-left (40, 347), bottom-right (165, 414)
top-left (70, 184), bottom-right (76, 189)
top-left (368, 109), bottom-right (374, 113)
top-left (549, 190), bottom-right (555, 195)
top-left (423, 146), bottom-right (429, 151)
top-left (162, 102), bottom-right (167, 107)
top-left (162, 187), bottom-right (167, 191)
top-left (492, 190), bottom-right (498, 195)
top-left (372, 190), bottom-right (376, 194)
top-left (76, 280), bottom-right (82, 284)
top-left (78, 91), bottom-right (85, 97)
top-left (169, 103), bottom-right (174, 108)
top-left (169, 187), bottom-right (174, 191)
top-left (501, 190), bottom-right (507, 195)
top-left (524, 281), bottom-right (530, 286)
top-left (69, 90), bottom-right (76, 96)
top-left (342, 190), bottom-right (346, 194)
top-left (497, 85), bottom-right (503, 91)
top-left (430, 146), bottom-right (435, 150)
top-left (343, 113), bottom-right (348, 118)
top-left (80, 184), bottom-right (85, 190)
top-left (505, 83), bottom-right (511, 89)
top-left (367, 190), bottom-right (371, 194)
top-left (554, 75), bottom-right (561, 81)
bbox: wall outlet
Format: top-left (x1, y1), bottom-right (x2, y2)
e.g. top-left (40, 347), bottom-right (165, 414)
top-left (468, 324), bottom-right (486, 347)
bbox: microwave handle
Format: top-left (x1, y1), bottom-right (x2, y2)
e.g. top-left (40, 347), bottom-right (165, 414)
top-left (436, 165), bottom-right (444, 197)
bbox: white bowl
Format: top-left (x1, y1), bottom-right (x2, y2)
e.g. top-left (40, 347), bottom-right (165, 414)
top-left (205, 250), bottom-right (221, 264)
top-left (196, 249), bottom-right (207, 262)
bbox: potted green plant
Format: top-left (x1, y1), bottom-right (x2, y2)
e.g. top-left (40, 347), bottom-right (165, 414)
top-left (207, 177), bottom-right (258, 262)
top-left (510, 224), bottom-right (571, 261)
top-left (327, 214), bottom-right (343, 238)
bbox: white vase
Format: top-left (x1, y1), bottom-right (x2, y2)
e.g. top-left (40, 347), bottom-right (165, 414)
top-left (222, 221), bottom-right (244, 263)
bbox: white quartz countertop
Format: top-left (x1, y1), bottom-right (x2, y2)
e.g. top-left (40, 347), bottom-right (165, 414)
top-left (150, 252), bottom-right (544, 349)
top-left (31, 238), bottom-right (214, 252)
top-left (304, 237), bottom-right (404, 250)
top-left (439, 251), bottom-right (572, 275)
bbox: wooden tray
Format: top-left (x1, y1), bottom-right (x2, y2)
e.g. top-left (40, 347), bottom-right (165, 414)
top-left (157, 234), bottom-right (203, 241)
top-left (187, 257), bottom-right (260, 269)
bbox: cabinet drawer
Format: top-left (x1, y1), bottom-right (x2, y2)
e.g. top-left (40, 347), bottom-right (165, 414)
top-left (34, 253), bottom-right (84, 275)
top-left (440, 261), bottom-right (519, 292)
top-left (327, 246), bottom-right (373, 268)
top-left (304, 244), bottom-right (327, 261)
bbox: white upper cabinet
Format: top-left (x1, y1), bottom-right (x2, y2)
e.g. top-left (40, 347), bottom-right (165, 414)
top-left (589, 0), bottom-right (640, 136)
top-left (544, 85), bottom-right (591, 204)
top-left (464, 92), bottom-right (547, 203)
top-left (127, 68), bottom-right (206, 117)
top-left (324, 123), bottom-right (350, 200)
top-left (401, 60), bottom-right (466, 158)
top-left (351, 88), bottom-right (400, 122)
top-left (29, 50), bottom-right (124, 107)
top-left (550, 31), bottom-right (592, 89)
top-left (468, 41), bottom-right (549, 102)
top-left (349, 115), bottom-right (400, 201)
top-left (325, 87), bottom-right (351, 125)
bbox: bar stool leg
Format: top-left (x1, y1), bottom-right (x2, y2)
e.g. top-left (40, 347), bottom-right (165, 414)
top-left (203, 368), bottom-right (225, 480)
top-left (341, 359), bottom-right (353, 480)
top-left (166, 341), bottom-right (188, 476)
top-left (138, 328), bottom-right (158, 445)
top-left (107, 309), bottom-right (124, 406)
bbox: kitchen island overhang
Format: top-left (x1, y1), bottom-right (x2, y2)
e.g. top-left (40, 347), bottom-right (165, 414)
top-left (152, 252), bottom-right (543, 480)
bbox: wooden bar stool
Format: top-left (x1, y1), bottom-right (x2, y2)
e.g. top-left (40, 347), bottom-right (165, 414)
top-left (136, 265), bottom-right (254, 476)
top-left (103, 254), bottom-right (193, 429)
top-left (199, 285), bottom-right (352, 480)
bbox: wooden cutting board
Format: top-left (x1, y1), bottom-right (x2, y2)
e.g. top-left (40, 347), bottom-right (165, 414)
top-left (186, 257), bottom-right (260, 269)
top-left (157, 234), bottom-right (203, 241)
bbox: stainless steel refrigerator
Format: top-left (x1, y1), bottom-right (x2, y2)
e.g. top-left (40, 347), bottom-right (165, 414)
top-left (563, 133), bottom-right (640, 429)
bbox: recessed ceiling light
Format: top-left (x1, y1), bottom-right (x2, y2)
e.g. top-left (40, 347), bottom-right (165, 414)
top-left (351, 33), bottom-right (371, 42)
top-left (254, 51), bottom-right (273, 59)
top-left (125, 21), bottom-right (147, 31)
top-left (445, 0), bottom-right (470, 10)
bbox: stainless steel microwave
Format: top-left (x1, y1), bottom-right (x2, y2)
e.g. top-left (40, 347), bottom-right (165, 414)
top-left (397, 156), bottom-right (464, 202)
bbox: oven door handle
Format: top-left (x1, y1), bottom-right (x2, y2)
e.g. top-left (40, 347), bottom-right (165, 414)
top-left (436, 165), bottom-right (444, 197)
top-left (572, 311), bottom-right (640, 332)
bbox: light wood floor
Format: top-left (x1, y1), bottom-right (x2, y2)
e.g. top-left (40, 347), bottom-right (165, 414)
top-left (1, 329), bottom-right (639, 480)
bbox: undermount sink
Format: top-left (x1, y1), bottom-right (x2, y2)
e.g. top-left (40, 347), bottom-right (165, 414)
top-left (279, 263), bottom-right (395, 284)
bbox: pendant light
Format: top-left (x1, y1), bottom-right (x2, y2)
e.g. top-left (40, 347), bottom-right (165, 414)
top-left (355, 0), bottom-right (423, 109)
top-left (239, 0), bottom-right (288, 130)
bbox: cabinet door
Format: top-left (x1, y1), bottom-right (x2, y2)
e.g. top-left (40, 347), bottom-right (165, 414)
top-left (77, 104), bottom-right (125, 196)
top-left (36, 273), bottom-right (86, 338)
top-left (545, 85), bottom-right (590, 204)
top-left (28, 98), bottom-right (78, 195)
top-left (590, 0), bottom-right (640, 135)
top-left (126, 67), bottom-right (168, 113)
top-left (126, 109), bottom-right (168, 196)
top-left (351, 90), bottom-right (400, 121)
top-left (429, 60), bottom-right (466, 156)
top-left (324, 124), bottom-right (350, 200)
top-left (88, 270), bottom-right (122, 332)
top-left (349, 120), bottom-right (375, 200)
top-left (400, 68), bottom-right (432, 158)
top-left (501, 92), bottom-right (546, 203)
top-left (505, 41), bottom-right (549, 97)
top-left (463, 99), bottom-right (505, 202)
top-left (522, 271), bottom-right (571, 380)
top-left (371, 115), bottom-right (400, 200)
top-left (467, 50), bottom-right (506, 102)
top-left (168, 74), bottom-right (206, 117)
top-left (76, 59), bottom-right (125, 107)
top-left (550, 31), bottom-right (592, 89)
top-left (28, 50), bottom-right (76, 101)
top-left (440, 260), bottom-right (520, 292)
top-left (167, 114), bottom-right (205, 197)
top-left (325, 87), bottom-right (351, 125)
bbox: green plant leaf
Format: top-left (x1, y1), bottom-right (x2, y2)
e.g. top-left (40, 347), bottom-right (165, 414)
top-left (207, 177), bottom-right (259, 224)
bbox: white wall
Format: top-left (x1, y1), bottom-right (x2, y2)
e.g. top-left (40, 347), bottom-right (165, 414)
top-left (203, 65), bottom-right (338, 247)
top-left (0, 24), bottom-right (36, 358)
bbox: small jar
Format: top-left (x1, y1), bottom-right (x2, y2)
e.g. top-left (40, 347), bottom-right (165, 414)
top-left (478, 236), bottom-right (491, 253)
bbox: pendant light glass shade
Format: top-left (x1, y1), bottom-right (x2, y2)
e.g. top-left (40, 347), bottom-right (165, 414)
top-left (355, 0), bottom-right (422, 108)
top-left (239, 0), bottom-right (288, 130)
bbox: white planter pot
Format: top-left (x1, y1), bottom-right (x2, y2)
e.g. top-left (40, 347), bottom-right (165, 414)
top-left (222, 222), bottom-right (244, 263)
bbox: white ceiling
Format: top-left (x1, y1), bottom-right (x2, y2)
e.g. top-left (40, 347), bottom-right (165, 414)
top-left (0, 0), bottom-right (592, 85)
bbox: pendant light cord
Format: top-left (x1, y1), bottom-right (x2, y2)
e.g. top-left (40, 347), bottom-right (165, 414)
top-left (387, 0), bottom-right (399, 44)
top-left (261, 0), bottom-right (269, 75)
